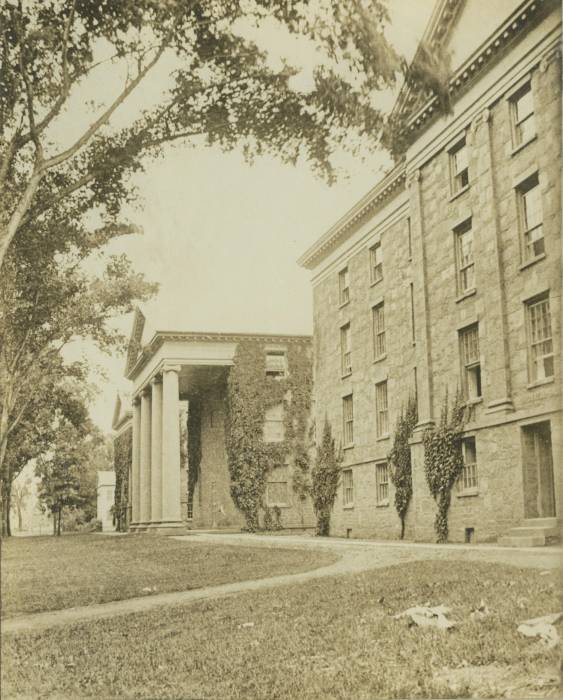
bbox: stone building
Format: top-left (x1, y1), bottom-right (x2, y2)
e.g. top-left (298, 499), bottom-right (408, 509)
top-left (116, 309), bottom-right (314, 533)
top-left (299, 0), bottom-right (561, 544)
top-left (96, 471), bottom-right (116, 532)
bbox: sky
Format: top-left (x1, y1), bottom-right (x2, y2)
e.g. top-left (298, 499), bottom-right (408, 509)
top-left (60, 1), bottom-right (436, 431)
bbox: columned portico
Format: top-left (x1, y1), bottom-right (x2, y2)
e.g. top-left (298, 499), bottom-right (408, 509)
top-left (139, 388), bottom-right (152, 528)
top-left (149, 376), bottom-right (163, 526)
top-left (161, 365), bottom-right (183, 528)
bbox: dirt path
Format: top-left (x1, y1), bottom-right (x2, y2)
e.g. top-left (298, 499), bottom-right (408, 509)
top-left (3, 534), bottom-right (560, 635)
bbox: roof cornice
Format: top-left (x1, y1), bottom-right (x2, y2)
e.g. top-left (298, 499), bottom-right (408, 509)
top-left (297, 161), bottom-right (406, 270)
top-left (126, 330), bottom-right (312, 380)
top-left (399, 0), bottom-right (558, 141)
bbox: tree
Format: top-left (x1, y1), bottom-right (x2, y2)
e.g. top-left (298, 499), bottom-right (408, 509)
top-left (310, 417), bottom-right (341, 536)
top-left (388, 395), bottom-right (417, 539)
top-left (10, 478), bottom-right (30, 531)
top-left (35, 416), bottom-right (100, 536)
top-left (0, 197), bottom-right (156, 532)
top-left (0, 0), bottom-right (401, 266)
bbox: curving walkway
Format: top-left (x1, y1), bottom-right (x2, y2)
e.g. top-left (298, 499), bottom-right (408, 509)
top-left (3, 533), bottom-right (560, 635)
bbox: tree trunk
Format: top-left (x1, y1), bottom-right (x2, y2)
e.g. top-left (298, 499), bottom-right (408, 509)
top-left (17, 504), bottom-right (23, 531)
top-left (57, 508), bottom-right (62, 536)
top-left (400, 517), bottom-right (405, 540)
top-left (1, 483), bottom-right (12, 537)
top-left (53, 511), bottom-right (57, 535)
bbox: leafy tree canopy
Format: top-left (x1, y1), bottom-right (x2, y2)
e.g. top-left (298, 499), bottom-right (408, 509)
top-left (0, 0), bottom-right (400, 265)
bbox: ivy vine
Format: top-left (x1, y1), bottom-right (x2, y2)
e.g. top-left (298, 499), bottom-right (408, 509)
top-left (388, 395), bottom-right (417, 539)
top-left (187, 396), bottom-right (202, 511)
top-left (423, 390), bottom-right (465, 543)
top-left (310, 417), bottom-right (341, 536)
top-left (113, 428), bottom-right (132, 532)
top-left (225, 340), bottom-right (312, 532)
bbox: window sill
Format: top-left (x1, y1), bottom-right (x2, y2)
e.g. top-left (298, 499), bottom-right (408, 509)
top-left (376, 434), bottom-right (390, 442)
top-left (343, 504), bottom-right (354, 510)
top-left (519, 253), bottom-right (546, 271)
top-left (456, 489), bottom-right (479, 498)
top-left (455, 288), bottom-right (476, 303)
top-left (527, 377), bottom-right (554, 390)
top-left (373, 353), bottom-right (387, 364)
top-left (449, 184), bottom-right (470, 202)
top-left (511, 133), bottom-right (537, 157)
top-left (338, 299), bottom-right (350, 309)
top-left (343, 443), bottom-right (355, 450)
top-left (341, 371), bottom-right (352, 379)
top-left (370, 277), bottom-right (383, 288)
top-left (464, 397), bottom-right (483, 407)
top-left (376, 500), bottom-right (390, 508)
top-left (267, 503), bottom-right (290, 509)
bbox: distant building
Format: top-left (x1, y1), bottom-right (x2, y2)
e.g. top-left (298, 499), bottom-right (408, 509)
top-left (115, 309), bottom-right (314, 533)
top-left (97, 471), bottom-right (116, 532)
top-left (298, 0), bottom-right (561, 544)
top-left (11, 462), bottom-right (51, 536)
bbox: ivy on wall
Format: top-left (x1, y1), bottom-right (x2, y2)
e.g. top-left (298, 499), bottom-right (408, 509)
top-left (310, 417), bottom-right (341, 536)
top-left (113, 427), bottom-right (132, 532)
top-left (187, 396), bottom-right (202, 510)
top-left (423, 390), bottom-right (465, 543)
top-left (225, 340), bottom-right (313, 532)
top-left (388, 395), bottom-right (418, 539)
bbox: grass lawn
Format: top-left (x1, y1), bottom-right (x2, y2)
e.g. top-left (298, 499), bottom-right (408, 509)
top-left (1, 533), bottom-right (336, 616)
top-left (3, 560), bottom-right (562, 699)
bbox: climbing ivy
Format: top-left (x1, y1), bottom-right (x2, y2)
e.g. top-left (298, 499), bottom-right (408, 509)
top-left (225, 340), bottom-right (312, 532)
top-left (388, 395), bottom-right (418, 539)
top-left (113, 428), bottom-right (132, 532)
top-left (423, 390), bottom-right (465, 543)
top-left (310, 417), bottom-right (341, 536)
top-left (187, 397), bottom-right (202, 511)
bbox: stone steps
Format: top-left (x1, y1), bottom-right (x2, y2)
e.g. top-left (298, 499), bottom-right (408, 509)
top-left (498, 518), bottom-right (561, 547)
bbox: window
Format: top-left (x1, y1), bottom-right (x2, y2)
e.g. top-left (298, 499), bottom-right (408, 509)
top-left (187, 496), bottom-right (194, 520)
top-left (455, 219), bottom-right (475, 294)
top-left (407, 217), bottom-right (412, 260)
top-left (342, 469), bottom-right (354, 506)
top-left (341, 323), bottom-right (352, 375)
top-left (459, 324), bottom-right (482, 400)
top-left (511, 82), bottom-right (535, 147)
top-left (265, 350), bottom-right (287, 378)
top-left (263, 403), bottom-right (284, 442)
top-left (409, 282), bottom-right (416, 343)
top-left (372, 303), bottom-right (385, 359)
top-left (370, 241), bottom-right (383, 284)
top-left (266, 481), bottom-right (288, 507)
top-left (450, 137), bottom-right (469, 194)
top-left (376, 462), bottom-right (389, 504)
top-left (375, 381), bottom-right (389, 437)
top-left (518, 174), bottom-right (544, 262)
top-left (458, 437), bottom-right (478, 492)
top-left (339, 267), bottom-right (350, 305)
top-left (526, 294), bottom-right (553, 382)
top-left (342, 395), bottom-right (354, 446)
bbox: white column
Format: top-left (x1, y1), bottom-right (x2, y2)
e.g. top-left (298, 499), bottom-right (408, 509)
top-left (139, 387), bottom-right (152, 527)
top-left (150, 376), bottom-right (163, 524)
top-left (161, 365), bottom-right (183, 527)
top-left (131, 398), bottom-right (141, 528)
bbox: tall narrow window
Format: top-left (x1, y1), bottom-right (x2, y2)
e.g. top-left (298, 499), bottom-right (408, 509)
top-left (263, 403), bottom-right (284, 442)
top-left (265, 350), bottom-right (287, 378)
top-left (409, 282), bottom-right (416, 343)
top-left (370, 241), bottom-right (383, 284)
top-left (342, 395), bottom-right (354, 446)
top-left (455, 219), bottom-right (475, 294)
top-left (458, 437), bottom-right (478, 492)
top-left (342, 469), bottom-right (354, 506)
top-left (526, 294), bottom-right (553, 382)
top-left (339, 267), bottom-right (350, 305)
top-left (375, 461), bottom-right (389, 504)
top-left (407, 217), bottom-right (412, 260)
top-left (459, 324), bottom-right (482, 400)
top-left (511, 82), bottom-right (535, 147)
top-left (450, 137), bottom-right (469, 194)
top-left (375, 381), bottom-right (388, 437)
top-left (340, 323), bottom-right (352, 376)
top-left (372, 302), bottom-right (385, 359)
top-left (518, 174), bottom-right (544, 262)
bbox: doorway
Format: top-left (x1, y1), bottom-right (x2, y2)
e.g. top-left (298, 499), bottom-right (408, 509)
top-left (521, 421), bottom-right (556, 518)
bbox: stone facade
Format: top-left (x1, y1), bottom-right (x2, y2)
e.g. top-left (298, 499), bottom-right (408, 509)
top-left (301, 0), bottom-right (561, 543)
